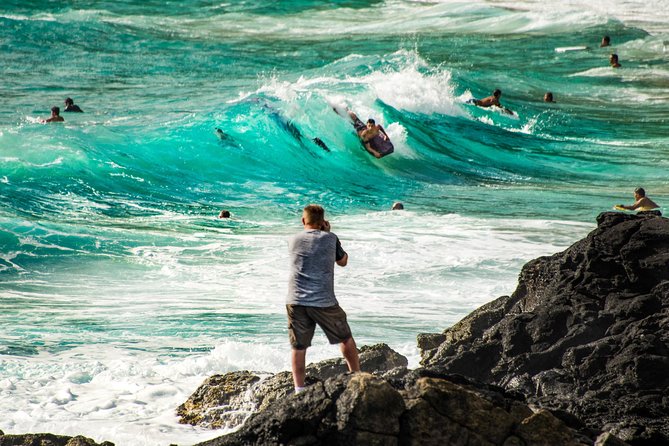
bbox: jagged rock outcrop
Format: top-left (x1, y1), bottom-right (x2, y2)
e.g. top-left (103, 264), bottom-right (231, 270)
top-left (193, 371), bottom-right (611, 446)
top-left (419, 212), bottom-right (669, 445)
top-left (0, 431), bottom-right (113, 446)
top-left (177, 343), bottom-right (408, 429)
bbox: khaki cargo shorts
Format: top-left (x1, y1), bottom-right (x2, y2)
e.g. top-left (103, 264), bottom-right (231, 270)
top-left (286, 304), bottom-right (352, 350)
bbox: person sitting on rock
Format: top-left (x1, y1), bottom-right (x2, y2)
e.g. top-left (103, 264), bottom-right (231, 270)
top-left (616, 187), bottom-right (659, 212)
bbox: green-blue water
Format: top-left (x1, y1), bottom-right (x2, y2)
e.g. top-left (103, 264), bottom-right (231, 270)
top-left (1, 0), bottom-right (667, 444)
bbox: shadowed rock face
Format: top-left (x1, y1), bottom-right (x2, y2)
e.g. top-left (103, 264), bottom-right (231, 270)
top-left (194, 372), bottom-right (600, 446)
top-left (419, 212), bottom-right (669, 445)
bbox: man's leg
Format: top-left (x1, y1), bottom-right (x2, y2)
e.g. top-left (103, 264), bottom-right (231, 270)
top-left (291, 348), bottom-right (307, 390)
top-left (340, 337), bottom-right (360, 372)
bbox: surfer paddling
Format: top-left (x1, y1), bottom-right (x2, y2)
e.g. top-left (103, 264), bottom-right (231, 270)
top-left (470, 89), bottom-right (514, 115)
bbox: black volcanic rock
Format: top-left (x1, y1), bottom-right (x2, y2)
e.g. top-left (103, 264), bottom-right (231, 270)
top-left (178, 343), bottom-right (408, 429)
top-left (419, 212), bottom-right (669, 445)
top-left (194, 372), bottom-right (602, 446)
top-left (0, 432), bottom-right (113, 446)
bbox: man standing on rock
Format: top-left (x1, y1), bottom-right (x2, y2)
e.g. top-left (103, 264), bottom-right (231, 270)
top-left (286, 204), bottom-right (360, 393)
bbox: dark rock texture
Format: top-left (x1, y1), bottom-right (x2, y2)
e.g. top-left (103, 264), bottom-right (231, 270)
top-left (0, 431), bottom-right (113, 446)
top-left (178, 343), bottom-right (408, 429)
top-left (194, 371), bottom-right (600, 446)
top-left (419, 212), bottom-right (669, 445)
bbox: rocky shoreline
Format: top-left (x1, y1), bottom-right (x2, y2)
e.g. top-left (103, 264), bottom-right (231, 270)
top-left (3, 212), bottom-right (667, 445)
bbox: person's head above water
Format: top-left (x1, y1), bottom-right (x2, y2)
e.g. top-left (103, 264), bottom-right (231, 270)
top-left (51, 106), bottom-right (60, 116)
top-left (609, 53), bottom-right (620, 67)
top-left (218, 210), bottom-right (231, 218)
top-left (391, 202), bottom-right (404, 210)
top-left (493, 89), bottom-right (502, 98)
top-left (634, 187), bottom-right (646, 198)
top-left (65, 98), bottom-right (74, 106)
top-left (600, 35), bottom-right (610, 47)
top-left (366, 118), bottom-right (376, 127)
top-left (544, 92), bottom-right (554, 102)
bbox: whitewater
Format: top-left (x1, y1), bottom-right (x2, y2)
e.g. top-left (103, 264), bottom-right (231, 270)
top-left (1, 0), bottom-right (667, 444)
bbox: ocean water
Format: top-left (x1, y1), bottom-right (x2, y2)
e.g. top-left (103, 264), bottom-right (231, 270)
top-left (1, 0), bottom-right (668, 444)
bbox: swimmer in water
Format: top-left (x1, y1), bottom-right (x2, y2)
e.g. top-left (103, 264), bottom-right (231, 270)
top-left (42, 106), bottom-right (64, 123)
top-left (63, 98), bottom-right (83, 112)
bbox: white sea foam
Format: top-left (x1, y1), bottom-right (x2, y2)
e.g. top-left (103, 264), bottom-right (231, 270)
top-left (6, 0), bottom-right (668, 43)
top-left (258, 49), bottom-right (462, 119)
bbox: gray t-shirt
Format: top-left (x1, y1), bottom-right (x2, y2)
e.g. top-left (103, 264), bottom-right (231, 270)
top-left (286, 229), bottom-right (346, 307)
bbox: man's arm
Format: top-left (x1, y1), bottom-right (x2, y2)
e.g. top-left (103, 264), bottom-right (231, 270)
top-left (616, 200), bottom-right (640, 210)
top-left (336, 252), bottom-right (348, 267)
top-left (363, 143), bottom-right (382, 158)
top-left (378, 125), bottom-right (389, 140)
top-left (335, 237), bottom-right (348, 267)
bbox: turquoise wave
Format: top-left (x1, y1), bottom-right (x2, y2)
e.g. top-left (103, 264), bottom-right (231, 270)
top-left (1, 0), bottom-right (668, 272)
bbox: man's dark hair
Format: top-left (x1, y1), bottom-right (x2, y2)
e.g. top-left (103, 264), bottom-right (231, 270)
top-left (219, 210), bottom-right (231, 218)
top-left (493, 89), bottom-right (501, 97)
top-left (603, 35), bottom-right (610, 43)
top-left (303, 204), bottom-right (325, 225)
top-left (367, 119), bottom-right (376, 125)
top-left (51, 106), bottom-right (60, 114)
top-left (610, 53), bottom-right (619, 61)
top-left (65, 98), bottom-right (74, 105)
top-left (635, 187), bottom-right (646, 197)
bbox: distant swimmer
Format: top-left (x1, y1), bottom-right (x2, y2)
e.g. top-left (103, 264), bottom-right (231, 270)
top-left (218, 210), bottom-right (231, 218)
top-left (609, 53), bottom-right (621, 68)
top-left (63, 98), bottom-right (83, 112)
top-left (469, 89), bottom-right (514, 115)
top-left (600, 35), bottom-right (611, 47)
top-left (391, 202), bottom-right (404, 210)
top-left (42, 106), bottom-right (64, 123)
top-left (348, 111), bottom-right (391, 159)
top-left (616, 187), bottom-right (659, 211)
top-left (544, 92), bottom-right (555, 103)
